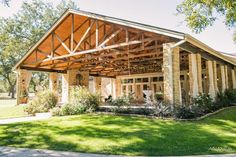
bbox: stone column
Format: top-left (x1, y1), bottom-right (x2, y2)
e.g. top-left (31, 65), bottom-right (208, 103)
top-left (213, 61), bottom-right (218, 93)
top-left (61, 73), bottom-right (69, 103)
top-left (163, 43), bottom-right (182, 106)
top-left (196, 54), bottom-right (203, 94)
top-left (225, 66), bottom-right (229, 89)
top-left (16, 69), bottom-right (32, 105)
top-left (189, 54), bottom-right (199, 98)
top-left (93, 77), bottom-right (101, 93)
top-left (101, 78), bottom-right (113, 100)
top-left (111, 78), bottom-right (117, 99)
top-left (232, 69), bottom-right (236, 89)
top-left (116, 78), bottom-right (121, 98)
top-left (206, 61), bottom-right (216, 99)
top-left (61, 70), bottom-right (89, 103)
top-left (220, 65), bottom-right (226, 92)
top-left (49, 72), bottom-right (58, 92)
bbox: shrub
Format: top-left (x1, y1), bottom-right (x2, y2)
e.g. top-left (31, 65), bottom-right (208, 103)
top-left (215, 92), bottom-right (230, 108)
top-left (192, 94), bottom-right (214, 113)
top-left (69, 86), bottom-right (101, 112)
top-left (52, 86), bottom-right (101, 116)
top-left (51, 107), bottom-right (62, 116)
top-left (60, 103), bottom-right (86, 115)
top-left (174, 106), bottom-right (195, 119)
top-left (24, 90), bottom-right (58, 115)
top-left (154, 92), bottom-right (163, 102)
top-left (224, 89), bottom-right (236, 103)
top-left (110, 96), bottom-right (130, 107)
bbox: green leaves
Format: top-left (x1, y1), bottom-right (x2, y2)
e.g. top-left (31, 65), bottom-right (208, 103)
top-left (0, 0), bottom-right (78, 97)
top-left (177, 0), bottom-right (236, 33)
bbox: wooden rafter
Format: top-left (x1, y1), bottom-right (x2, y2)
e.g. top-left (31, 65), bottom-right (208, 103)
top-left (73, 20), bottom-right (95, 53)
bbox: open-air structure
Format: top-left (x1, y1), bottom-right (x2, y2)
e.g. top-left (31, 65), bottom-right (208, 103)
top-left (14, 9), bottom-right (236, 105)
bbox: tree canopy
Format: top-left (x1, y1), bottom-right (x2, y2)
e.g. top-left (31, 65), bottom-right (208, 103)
top-left (0, 0), bottom-right (78, 98)
top-left (0, 0), bottom-right (10, 6)
top-left (177, 0), bottom-right (236, 34)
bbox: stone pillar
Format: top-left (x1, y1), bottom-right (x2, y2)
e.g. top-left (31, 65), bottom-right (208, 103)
top-left (16, 69), bottom-right (32, 105)
top-left (234, 67), bottom-right (236, 89)
top-left (189, 54), bottom-right (199, 98)
top-left (61, 70), bottom-right (89, 103)
top-left (49, 72), bottom-right (58, 92)
top-left (163, 43), bottom-right (182, 106)
top-left (111, 78), bottom-right (117, 99)
top-left (213, 61), bottom-right (218, 93)
top-left (196, 54), bottom-right (203, 94)
top-left (101, 78), bottom-right (113, 100)
top-left (225, 66), bottom-right (229, 89)
top-left (232, 69), bottom-right (236, 89)
top-left (93, 77), bottom-right (101, 93)
top-left (67, 70), bottom-right (89, 87)
top-left (116, 78), bottom-right (121, 98)
top-left (220, 65), bottom-right (226, 92)
top-left (61, 73), bottom-right (69, 103)
top-left (206, 61), bottom-right (216, 99)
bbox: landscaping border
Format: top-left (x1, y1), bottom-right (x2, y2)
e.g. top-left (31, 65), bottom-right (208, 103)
top-left (97, 105), bottom-right (236, 121)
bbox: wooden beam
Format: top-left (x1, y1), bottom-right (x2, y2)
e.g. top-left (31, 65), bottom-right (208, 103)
top-left (73, 20), bottom-right (95, 53)
top-left (96, 20), bottom-right (99, 47)
top-left (71, 14), bottom-right (74, 51)
top-left (98, 29), bottom-right (122, 48)
top-left (43, 38), bottom-right (154, 62)
top-left (20, 66), bottom-right (67, 73)
top-left (39, 44), bottom-right (161, 68)
top-left (54, 33), bottom-right (72, 54)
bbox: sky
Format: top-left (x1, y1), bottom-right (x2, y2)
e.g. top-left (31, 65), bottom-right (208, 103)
top-left (0, 0), bottom-right (235, 54)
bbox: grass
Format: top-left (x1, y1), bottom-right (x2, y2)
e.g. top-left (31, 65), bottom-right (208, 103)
top-left (0, 99), bottom-right (27, 119)
top-left (0, 107), bottom-right (235, 156)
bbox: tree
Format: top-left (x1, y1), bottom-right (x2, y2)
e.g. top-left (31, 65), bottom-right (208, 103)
top-left (0, 0), bottom-right (78, 98)
top-left (0, 0), bottom-right (10, 6)
top-left (177, 0), bottom-right (236, 34)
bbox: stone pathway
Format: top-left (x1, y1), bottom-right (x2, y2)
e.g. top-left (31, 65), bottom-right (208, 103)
top-left (0, 147), bottom-right (121, 157)
top-left (0, 146), bottom-right (235, 157)
top-left (0, 113), bottom-right (51, 124)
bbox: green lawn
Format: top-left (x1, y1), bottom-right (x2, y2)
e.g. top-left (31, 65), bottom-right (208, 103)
top-left (0, 99), bottom-right (27, 119)
top-left (0, 108), bottom-right (235, 156)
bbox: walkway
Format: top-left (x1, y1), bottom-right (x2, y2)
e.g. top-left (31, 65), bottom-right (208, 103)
top-left (0, 113), bottom-right (51, 124)
top-left (0, 146), bottom-right (235, 157)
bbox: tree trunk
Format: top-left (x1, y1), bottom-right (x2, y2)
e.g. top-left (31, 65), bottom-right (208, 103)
top-left (8, 89), bottom-right (11, 96)
top-left (10, 85), bottom-right (15, 99)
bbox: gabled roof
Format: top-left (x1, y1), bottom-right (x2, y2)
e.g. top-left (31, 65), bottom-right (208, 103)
top-left (14, 9), bottom-right (236, 70)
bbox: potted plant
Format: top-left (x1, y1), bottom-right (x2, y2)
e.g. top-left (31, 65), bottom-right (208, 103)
top-left (20, 89), bottom-right (28, 104)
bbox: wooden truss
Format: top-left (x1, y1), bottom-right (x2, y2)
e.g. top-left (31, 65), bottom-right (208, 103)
top-left (21, 14), bottom-right (173, 76)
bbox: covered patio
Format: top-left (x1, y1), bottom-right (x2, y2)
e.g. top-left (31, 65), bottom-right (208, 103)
top-left (14, 9), bottom-right (236, 106)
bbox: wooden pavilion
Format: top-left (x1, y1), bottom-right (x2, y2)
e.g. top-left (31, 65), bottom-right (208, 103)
top-left (14, 9), bottom-right (236, 105)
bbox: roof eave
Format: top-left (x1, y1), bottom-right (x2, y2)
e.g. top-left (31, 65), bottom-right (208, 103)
top-left (185, 34), bottom-right (236, 66)
top-left (13, 9), bottom-right (72, 71)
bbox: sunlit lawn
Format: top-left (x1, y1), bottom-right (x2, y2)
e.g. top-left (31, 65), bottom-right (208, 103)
top-left (0, 107), bottom-right (235, 156)
top-left (0, 96), bottom-right (27, 119)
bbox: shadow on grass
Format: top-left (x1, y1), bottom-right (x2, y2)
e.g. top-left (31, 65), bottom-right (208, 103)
top-left (0, 109), bottom-right (235, 156)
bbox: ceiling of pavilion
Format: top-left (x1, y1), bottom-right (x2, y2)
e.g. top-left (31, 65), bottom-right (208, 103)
top-left (15, 10), bottom-right (236, 77)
